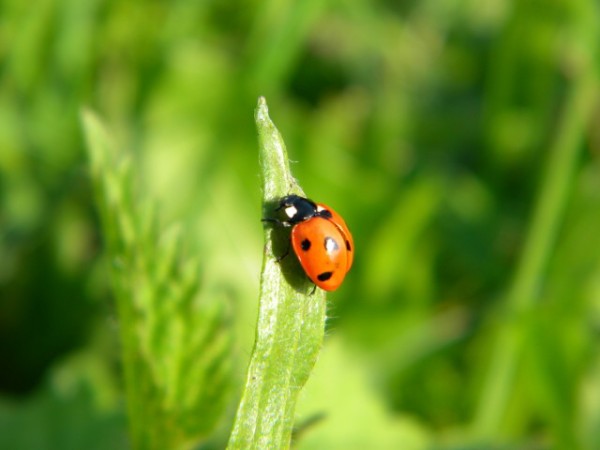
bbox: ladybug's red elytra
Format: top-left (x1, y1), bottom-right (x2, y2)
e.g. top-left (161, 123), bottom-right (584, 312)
top-left (265, 194), bottom-right (353, 291)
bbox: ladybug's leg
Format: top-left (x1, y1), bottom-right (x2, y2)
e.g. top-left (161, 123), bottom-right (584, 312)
top-left (274, 242), bottom-right (290, 262)
top-left (261, 217), bottom-right (292, 260)
top-left (261, 218), bottom-right (292, 227)
top-left (309, 284), bottom-right (317, 295)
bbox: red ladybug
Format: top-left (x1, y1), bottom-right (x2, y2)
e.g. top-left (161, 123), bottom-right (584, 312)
top-left (266, 194), bottom-right (353, 291)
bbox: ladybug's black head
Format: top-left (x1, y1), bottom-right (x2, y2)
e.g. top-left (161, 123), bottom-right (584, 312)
top-left (278, 194), bottom-right (318, 224)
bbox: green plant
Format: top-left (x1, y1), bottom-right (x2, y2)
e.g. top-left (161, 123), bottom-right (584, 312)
top-left (82, 98), bottom-right (326, 450)
top-left (82, 111), bottom-right (232, 450)
top-left (227, 97), bottom-right (327, 449)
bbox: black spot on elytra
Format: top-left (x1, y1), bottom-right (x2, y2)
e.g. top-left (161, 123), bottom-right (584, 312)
top-left (324, 236), bottom-right (339, 252)
top-left (317, 271), bottom-right (333, 282)
top-left (301, 238), bottom-right (311, 251)
top-left (346, 240), bottom-right (351, 251)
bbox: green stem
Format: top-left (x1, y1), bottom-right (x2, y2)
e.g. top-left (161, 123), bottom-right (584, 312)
top-left (227, 97), bottom-right (327, 450)
top-left (473, 61), bottom-right (600, 437)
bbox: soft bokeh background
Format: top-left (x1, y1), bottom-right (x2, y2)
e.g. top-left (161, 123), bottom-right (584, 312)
top-left (1, 0), bottom-right (600, 448)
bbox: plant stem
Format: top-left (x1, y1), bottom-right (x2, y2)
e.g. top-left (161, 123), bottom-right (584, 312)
top-left (473, 58), bottom-right (599, 438)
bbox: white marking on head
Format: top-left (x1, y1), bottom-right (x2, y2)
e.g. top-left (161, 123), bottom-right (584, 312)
top-left (317, 205), bottom-right (327, 213)
top-left (284, 205), bottom-right (298, 218)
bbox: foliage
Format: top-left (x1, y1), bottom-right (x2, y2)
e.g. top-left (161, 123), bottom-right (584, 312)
top-left (82, 111), bottom-right (232, 449)
top-left (227, 97), bottom-right (327, 449)
top-left (1, 0), bottom-right (600, 449)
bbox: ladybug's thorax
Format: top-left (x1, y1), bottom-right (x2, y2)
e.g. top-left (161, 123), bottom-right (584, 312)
top-left (280, 194), bottom-right (318, 224)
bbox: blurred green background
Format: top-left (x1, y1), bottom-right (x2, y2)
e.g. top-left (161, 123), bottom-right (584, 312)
top-left (1, 0), bottom-right (600, 448)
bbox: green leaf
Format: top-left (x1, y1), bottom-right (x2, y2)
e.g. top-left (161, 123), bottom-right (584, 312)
top-left (81, 110), bottom-right (232, 450)
top-left (227, 97), bottom-right (327, 450)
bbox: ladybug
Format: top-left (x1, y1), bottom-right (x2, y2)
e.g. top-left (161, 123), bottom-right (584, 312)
top-left (265, 194), bottom-right (353, 291)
